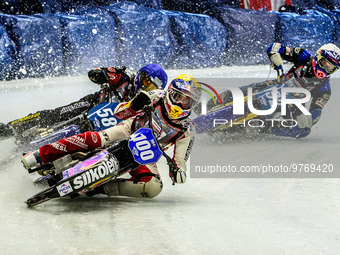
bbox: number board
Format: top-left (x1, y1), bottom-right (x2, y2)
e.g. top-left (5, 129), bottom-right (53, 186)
top-left (87, 102), bottom-right (121, 131)
top-left (128, 128), bottom-right (163, 165)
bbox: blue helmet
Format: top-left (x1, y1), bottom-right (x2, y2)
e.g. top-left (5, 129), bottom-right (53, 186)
top-left (134, 64), bottom-right (168, 92)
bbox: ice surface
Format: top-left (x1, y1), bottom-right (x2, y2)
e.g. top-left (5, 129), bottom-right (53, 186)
top-left (0, 66), bottom-right (339, 255)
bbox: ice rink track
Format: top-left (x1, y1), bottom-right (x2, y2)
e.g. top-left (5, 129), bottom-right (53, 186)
top-left (0, 65), bottom-right (339, 255)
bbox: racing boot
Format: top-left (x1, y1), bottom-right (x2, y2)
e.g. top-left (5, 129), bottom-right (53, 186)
top-left (85, 185), bottom-right (106, 197)
top-left (21, 150), bottom-right (41, 170)
top-left (86, 179), bottom-right (120, 197)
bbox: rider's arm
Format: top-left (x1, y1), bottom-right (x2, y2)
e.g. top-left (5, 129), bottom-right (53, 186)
top-left (88, 66), bottom-right (135, 102)
top-left (168, 130), bottom-right (193, 184)
top-left (267, 43), bottom-right (311, 68)
top-left (114, 89), bottom-right (164, 120)
top-left (88, 66), bottom-right (132, 86)
top-left (292, 86), bottom-right (331, 129)
top-left (309, 89), bottom-right (331, 125)
top-left (172, 131), bottom-right (192, 172)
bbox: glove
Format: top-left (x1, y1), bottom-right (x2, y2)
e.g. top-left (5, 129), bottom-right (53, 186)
top-left (88, 68), bottom-right (110, 84)
top-left (114, 66), bottom-right (127, 74)
top-left (268, 52), bottom-right (283, 71)
top-left (295, 114), bottom-right (313, 128)
top-left (114, 66), bottom-right (132, 83)
top-left (267, 43), bottom-right (284, 71)
top-left (130, 91), bottom-right (151, 111)
top-left (171, 167), bottom-right (187, 184)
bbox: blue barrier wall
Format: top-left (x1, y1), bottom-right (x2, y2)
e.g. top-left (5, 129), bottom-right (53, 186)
top-left (57, 7), bottom-right (117, 74)
top-left (103, 1), bottom-right (175, 70)
top-left (0, 23), bottom-right (16, 80)
top-left (292, 0), bottom-right (340, 10)
top-left (162, 10), bottom-right (227, 68)
top-left (291, 0), bottom-right (318, 9)
top-left (330, 9), bottom-right (340, 45)
top-left (162, 0), bottom-right (239, 14)
top-left (0, 14), bottom-right (64, 79)
top-left (206, 7), bottom-right (278, 65)
top-left (275, 9), bottom-right (335, 53)
top-left (0, 0), bottom-right (43, 15)
top-left (134, 0), bottom-right (163, 9)
top-left (1, 1), bottom-right (340, 80)
top-left (316, 0), bottom-right (340, 9)
top-left (37, 0), bottom-right (119, 13)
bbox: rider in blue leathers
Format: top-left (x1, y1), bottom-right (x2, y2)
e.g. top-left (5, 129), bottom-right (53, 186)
top-left (204, 43), bottom-right (340, 138)
top-left (265, 42), bottom-right (340, 138)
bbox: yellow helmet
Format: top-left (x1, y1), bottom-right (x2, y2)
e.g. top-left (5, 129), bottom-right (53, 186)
top-left (164, 74), bottom-right (202, 119)
top-left (173, 74), bottom-right (201, 88)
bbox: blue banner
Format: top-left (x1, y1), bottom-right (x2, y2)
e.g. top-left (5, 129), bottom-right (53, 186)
top-left (57, 7), bottom-right (117, 74)
top-left (0, 13), bottom-right (63, 78)
top-left (206, 7), bottom-right (278, 65)
top-left (162, 10), bottom-right (227, 68)
top-left (103, 1), bottom-right (174, 70)
top-left (0, 23), bottom-right (16, 80)
top-left (275, 9), bottom-right (335, 53)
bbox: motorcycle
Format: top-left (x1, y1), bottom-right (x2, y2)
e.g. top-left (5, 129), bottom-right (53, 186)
top-left (25, 106), bottom-right (177, 207)
top-left (19, 84), bottom-right (122, 152)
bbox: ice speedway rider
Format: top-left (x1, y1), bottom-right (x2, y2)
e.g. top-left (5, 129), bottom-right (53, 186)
top-left (0, 63), bottom-right (168, 142)
top-left (22, 75), bottom-right (202, 199)
top-left (265, 42), bottom-right (340, 137)
top-left (206, 43), bottom-right (340, 138)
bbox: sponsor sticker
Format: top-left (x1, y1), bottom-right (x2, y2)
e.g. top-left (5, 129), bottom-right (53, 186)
top-left (57, 181), bottom-right (73, 197)
top-left (72, 156), bottom-right (120, 190)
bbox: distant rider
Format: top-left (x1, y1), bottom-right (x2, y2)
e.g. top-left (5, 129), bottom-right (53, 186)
top-left (0, 64), bottom-right (168, 142)
top-left (265, 42), bottom-right (340, 137)
top-left (206, 43), bottom-right (340, 138)
top-left (21, 75), bottom-right (201, 199)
